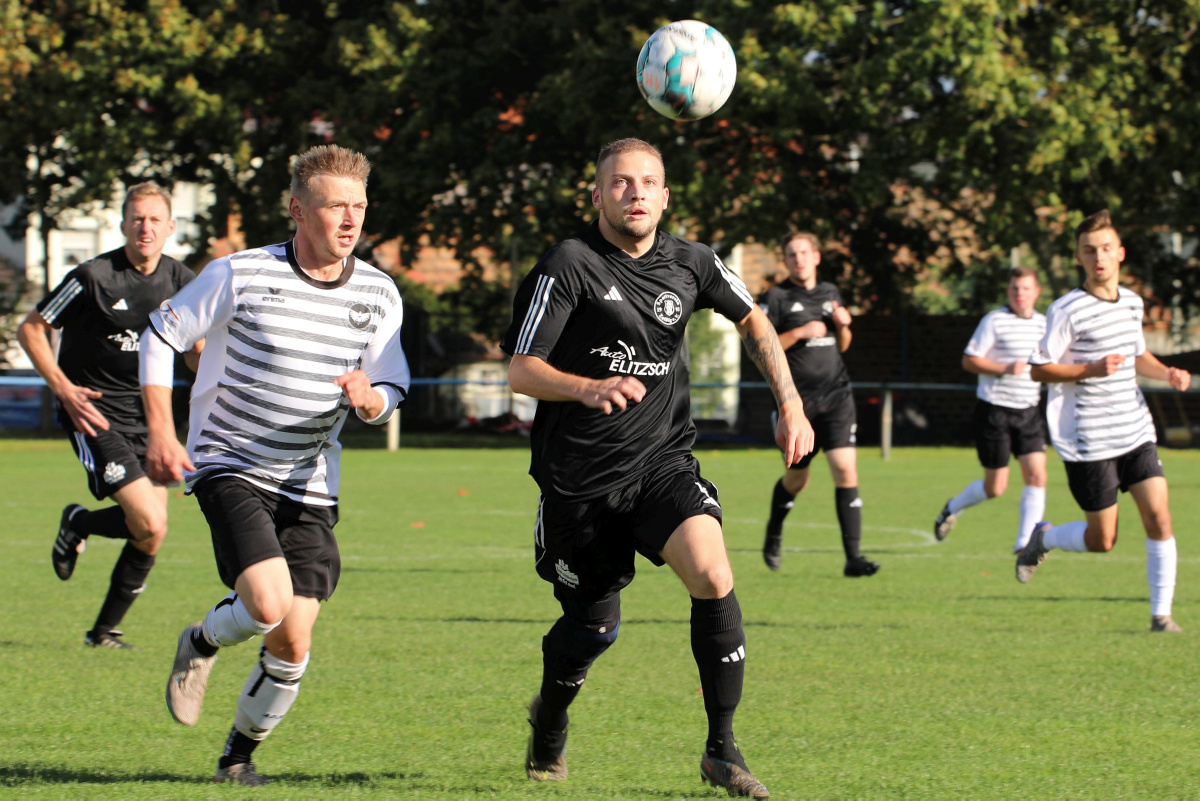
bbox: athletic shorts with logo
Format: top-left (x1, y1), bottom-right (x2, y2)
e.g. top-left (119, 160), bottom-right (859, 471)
top-left (1063, 440), bottom-right (1164, 513)
top-left (66, 426), bottom-right (148, 501)
top-left (194, 475), bottom-right (341, 601)
top-left (533, 456), bottom-right (722, 604)
top-left (772, 388), bottom-right (857, 470)
top-left (973, 400), bottom-right (1046, 469)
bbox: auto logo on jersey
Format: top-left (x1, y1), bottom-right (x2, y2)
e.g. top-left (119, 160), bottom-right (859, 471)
top-left (590, 340), bottom-right (671, 377)
top-left (347, 303), bottom-right (372, 330)
top-left (107, 328), bottom-right (141, 352)
top-left (654, 291), bottom-right (683, 326)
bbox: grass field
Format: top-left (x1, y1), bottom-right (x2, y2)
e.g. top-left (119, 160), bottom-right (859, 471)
top-left (2, 439), bottom-right (1198, 798)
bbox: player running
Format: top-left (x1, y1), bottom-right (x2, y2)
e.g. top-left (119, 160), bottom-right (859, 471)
top-left (1018, 210), bottom-right (1190, 633)
top-left (18, 182), bottom-right (201, 650)
top-left (140, 145), bottom-right (410, 784)
top-left (503, 138), bottom-right (813, 798)
top-left (934, 267), bottom-right (1048, 553)
top-left (759, 232), bottom-right (879, 577)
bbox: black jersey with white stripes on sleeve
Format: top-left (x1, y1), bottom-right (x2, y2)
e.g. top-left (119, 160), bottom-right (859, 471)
top-left (147, 241), bottom-right (410, 506)
top-left (500, 222), bottom-right (753, 502)
top-left (35, 248), bottom-right (194, 433)
top-left (1029, 287), bottom-right (1155, 462)
top-left (964, 307), bottom-right (1046, 410)
top-left (759, 279), bottom-right (850, 405)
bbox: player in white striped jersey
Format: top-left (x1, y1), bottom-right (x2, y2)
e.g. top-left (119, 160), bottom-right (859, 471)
top-left (1020, 210), bottom-right (1191, 633)
top-left (139, 145), bottom-right (410, 784)
top-left (934, 267), bottom-right (1048, 553)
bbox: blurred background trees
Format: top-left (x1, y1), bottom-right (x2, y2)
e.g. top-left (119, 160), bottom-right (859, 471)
top-left (3, 0), bottom-right (1198, 331)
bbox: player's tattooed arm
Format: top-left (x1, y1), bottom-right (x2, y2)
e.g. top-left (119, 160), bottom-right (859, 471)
top-left (736, 306), bottom-right (815, 465)
top-left (736, 307), bottom-right (800, 406)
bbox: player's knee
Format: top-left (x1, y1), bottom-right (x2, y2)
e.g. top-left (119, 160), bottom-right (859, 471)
top-left (984, 479), bottom-right (1006, 498)
top-left (245, 592), bottom-right (292, 628)
top-left (127, 508), bottom-right (168, 544)
top-left (1088, 526), bottom-right (1118, 552)
top-left (691, 564), bottom-right (734, 599)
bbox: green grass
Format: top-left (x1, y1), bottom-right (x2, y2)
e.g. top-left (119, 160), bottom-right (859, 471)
top-left (2, 441), bottom-right (1199, 798)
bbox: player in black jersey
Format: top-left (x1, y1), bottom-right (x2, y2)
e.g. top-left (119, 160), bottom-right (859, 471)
top-left (17, 183), bottom-right (201, 649)
top-left (503, 138), bottom-right (813, 799)
top-left (759, 232), bottom-right (879, 578)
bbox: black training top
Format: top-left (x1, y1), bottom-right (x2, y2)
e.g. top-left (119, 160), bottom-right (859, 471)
top-left (759, 278), bottom-right (851, 404)
top-left (36, 248), bottom-right (195, 433)
top-left (501, 222), bottom-right (754, 502)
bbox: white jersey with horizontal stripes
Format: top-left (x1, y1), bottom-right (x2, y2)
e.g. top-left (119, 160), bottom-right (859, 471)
top-left (1029, 286), bottom-right (1154, 462)
top-left (148, 241), bottom-right (410, 505)
top-left (963, 307), bottom-right (1046, 409)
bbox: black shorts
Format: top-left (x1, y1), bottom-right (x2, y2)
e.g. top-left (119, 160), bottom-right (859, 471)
top-left (533, 456), bottom-right (722, 604)
top-left (775, 390), bottom-right (857, 471)
top-left (974, 400), bottom-right (1046, 469)
top-left (1063, 441), bottom-right (1165, 513)
top-left (194, 475), bottom-right (341, 601)
top-left (66, 427), bottom-right (148, 501)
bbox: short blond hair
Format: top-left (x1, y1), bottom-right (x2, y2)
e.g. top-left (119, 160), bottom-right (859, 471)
top-left (122, 182), bottom-right (173, 219)
top-left (290, 145), bottom-right (371, 202)
top-left (596, 138), bottom-right (665, 180)
top-left (781, 231), bottom-right (820, 251)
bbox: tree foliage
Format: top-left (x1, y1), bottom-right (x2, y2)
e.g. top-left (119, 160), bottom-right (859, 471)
top-left (2, 0), bottom-right (1198, 327)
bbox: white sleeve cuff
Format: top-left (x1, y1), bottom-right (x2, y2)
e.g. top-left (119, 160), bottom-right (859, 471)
top-left (139, 328), bottom-right (177, 387)
top-left (355, 385), bottom-right (400, 425)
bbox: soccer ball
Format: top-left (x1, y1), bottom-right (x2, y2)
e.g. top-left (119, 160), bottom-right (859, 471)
top-left (636, 20), bottom-right (737, 121)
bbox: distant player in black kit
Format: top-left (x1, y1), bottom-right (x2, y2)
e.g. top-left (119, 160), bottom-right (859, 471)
top-left (759, 232), bottom-right (879, 578)
top-left (17, 182), bottom-right (201, 649)
top-left (503, 138), bottom-right (813, 799)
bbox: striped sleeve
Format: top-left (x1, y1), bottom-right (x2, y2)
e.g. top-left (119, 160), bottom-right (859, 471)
top-left (35, 269), bottom-right (87, 327)
top-left (699, 250), bottom-right (754, 322)
top-left (147, 257), bottom-right (237, 352)
top-left (500, 260), bottom-right (579, 359)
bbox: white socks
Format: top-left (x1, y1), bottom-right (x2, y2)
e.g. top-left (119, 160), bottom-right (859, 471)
top-left (235, 646), bottom-right (309, 741)
top-left (1042, 521), bottom-right (1088, 552)
top-left (202, 592), bottom-right (279, 648)
top-left (1014, 486), bottom-right (1047, 552)
top-left (948, 480), bottom-right (989, 515)
top-left (1146, 538), bottom-right (1177, 617)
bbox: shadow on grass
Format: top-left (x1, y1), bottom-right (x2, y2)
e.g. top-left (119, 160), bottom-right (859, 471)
top-left (346, 614), bottom-right (863, 632)
top-left (957, 595), bottom-right (1145, 603)
top-left (2, 764), bottom-right (422, 787)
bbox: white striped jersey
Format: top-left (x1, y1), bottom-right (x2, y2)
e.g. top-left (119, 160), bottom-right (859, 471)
top-left (964, 307), bottom-right (1046, 410)
top-left (148, 241), bottom-right (410, 505)
top-left (500, 222), bottom-right (753, 501)
top-left (1030, 287), bottom-right (1154, 462)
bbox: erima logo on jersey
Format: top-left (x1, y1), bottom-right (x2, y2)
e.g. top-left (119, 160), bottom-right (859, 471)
top-left (102, 462), bottom-right (126, 485)
top-left (555, 559), bottom-right (579, 589)
top-left (590, 341), bottom-right (670, 377)
top-left (790, 301), bottom-right (804, 312)
top-left (107, 329), bottom-right (141, 351)
top-left (603, 286), bottom-right (624, 301)
top-left (111, 298), bottom-right (129, 310)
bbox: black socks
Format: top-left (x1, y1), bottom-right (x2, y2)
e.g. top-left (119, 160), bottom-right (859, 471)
top-left (691, 592), bottom-right (746, 766)
top-left (218, 727), bottom-right (261, 768)
top-left (90, 542), bottom-right (154, 636)
top-left (835, 486), bottom-right (863, 560)
top-left (767, 479), bottom-right (795, 527)
top-left (71, 506), bottom-right (131, 540)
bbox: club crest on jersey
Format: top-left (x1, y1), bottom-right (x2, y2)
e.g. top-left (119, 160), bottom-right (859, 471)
top-left (347, 303), bottom-right (372, 330)
top-left (590, 340), bottom-right (670, 377)
top-left (654, 291), bottom-right (683, 325)
top-left (821, 300), bottom-right (835, 314)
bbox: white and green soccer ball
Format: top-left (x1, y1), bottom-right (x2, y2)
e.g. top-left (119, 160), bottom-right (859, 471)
top-left (636, 20), bottom-right (737, 121)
